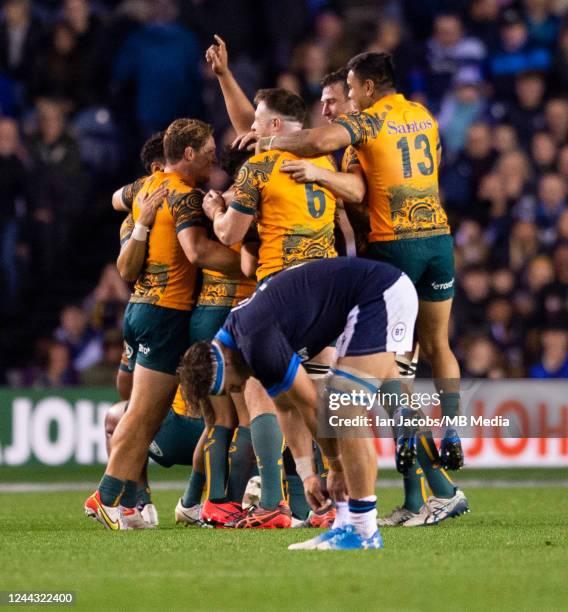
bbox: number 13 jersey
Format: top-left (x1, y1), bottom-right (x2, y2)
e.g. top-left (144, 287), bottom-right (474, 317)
top-left (335, 93), bottom-right (449, 242)
top-left (230, 150), bottom-right (337, 281)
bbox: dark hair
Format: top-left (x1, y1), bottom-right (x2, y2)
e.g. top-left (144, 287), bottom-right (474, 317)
top-left (254, 88), bottom-right (307, 126)
top-left (321, 68), bottom-right (349, 98)
top-left (347, 52), bottom-right (396, 92)
top-left (517, 70), bottom-right (545, 82)
top-left (178, 342), bottom-right (214, 407)
top-left (140, 131), bottom-right (165, 173)
top-left (220, 146), bottom-right (251, 179)
top-left (163, 118), bottom-right (213, 164)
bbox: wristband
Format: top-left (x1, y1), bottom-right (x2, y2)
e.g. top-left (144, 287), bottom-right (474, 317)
top-left (295, 457), bottom-right (315, 482)
top-left (132, 222), bottom-right (149, 241)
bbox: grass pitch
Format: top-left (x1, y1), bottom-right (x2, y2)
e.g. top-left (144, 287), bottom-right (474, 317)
top-left (1, 480), bottom-right (567, 611)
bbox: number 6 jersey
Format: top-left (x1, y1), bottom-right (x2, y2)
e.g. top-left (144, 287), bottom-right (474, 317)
top-left (335, 93), bottom-right (449, 243)
top-left (230, 150), bottom-right (337, 281)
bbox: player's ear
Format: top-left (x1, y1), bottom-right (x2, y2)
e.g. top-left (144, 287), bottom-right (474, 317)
top-left (184, 145), bottom-right (195, 162)
top-left (365, 78), bottom-right (375, 97)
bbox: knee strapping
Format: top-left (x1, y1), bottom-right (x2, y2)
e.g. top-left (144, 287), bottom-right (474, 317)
top-left (396, 345), bottom-right (419, 380)
top-left (325, 365), bottom-right (381, 397)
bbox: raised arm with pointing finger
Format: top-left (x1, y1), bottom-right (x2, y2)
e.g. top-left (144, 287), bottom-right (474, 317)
top-left (205, 34), bottom-right (255, 134)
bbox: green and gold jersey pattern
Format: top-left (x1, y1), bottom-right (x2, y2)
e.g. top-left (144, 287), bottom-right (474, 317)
top-left (121, 177), bottom-right (147, 210)
top-left (231, 150), bottom-right (337, 281)
top-left (335, 93), bottom-right (449, 242)
top-left (119, 214), bottom-right (135, 247)
top-left (198, 238), bottom-right (255, 308)
top-left (129, 172), bottom-right (206, 311)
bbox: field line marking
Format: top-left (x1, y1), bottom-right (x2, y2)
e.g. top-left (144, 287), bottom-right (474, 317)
top-left (1, 479), bottom-right (567, 493)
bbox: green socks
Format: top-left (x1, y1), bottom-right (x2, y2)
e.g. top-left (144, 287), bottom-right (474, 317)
top-left (282, 447), bottom-right (310, 520)
top-left (181, 469), bottom-right (206, 508)
top-left (204, 426), bottom-right (233, 501)
top-left (99, 475), bottom-right (147, 508)
top-left (226, 426), bottom-right (256, 503)
top-left (136, 484), bottom-right (152, 507)
top-left (417, 432), bottom-right (456, 499)
top-left (120, 480), bottom-right (138, 509)
top-left (313, 444), bottom-right (328, 478)
top-left (251, 414), bottom-right (285, 510)
top-left (182, 470), bottom-right (206, 508)
top-left (98, 474), bottom-right (125, 507)
top-left (403, 464), bottom-right (427, 512)
top-left (286, 474), bottom-right (310, 520)
top-left (440, 391), bottom-right (460, 419)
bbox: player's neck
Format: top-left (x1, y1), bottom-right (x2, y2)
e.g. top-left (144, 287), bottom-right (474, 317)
top-left (368, 88), bottom-right (397, 107)
top-left (275, 121), bottom-right (303, 137)
top-left (163, 162), bottom-right (196, 186)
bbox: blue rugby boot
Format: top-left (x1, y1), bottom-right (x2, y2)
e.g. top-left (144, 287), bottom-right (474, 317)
top-left (314, 525), bottom-right (384, 550)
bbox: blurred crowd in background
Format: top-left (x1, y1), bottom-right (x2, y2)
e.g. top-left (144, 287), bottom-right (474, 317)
top-left (1, 0), bottom-right (567, 386)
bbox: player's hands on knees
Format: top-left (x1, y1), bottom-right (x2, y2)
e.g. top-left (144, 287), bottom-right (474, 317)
top-left (202, 189), bottom-right (226, 220)
top-left (303, 474), bottom-right (328, 511)
top-left (137, 184), bottom-right (168, 227)
top-left (280, 160), bottom-right (322, 183)
top-left (327, 468), bottom-right (348, 502)
top-left (205, 34), bottom-right (229, 76)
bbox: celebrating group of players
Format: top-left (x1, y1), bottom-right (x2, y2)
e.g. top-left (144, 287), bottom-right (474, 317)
top-left (84, 35), bottom-right (470, 550)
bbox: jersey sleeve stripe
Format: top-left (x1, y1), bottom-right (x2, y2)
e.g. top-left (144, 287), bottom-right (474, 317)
top-left (334, 120), bottom-right (358, 146)
top-left (229, 201), bottom-right (256, 215)
top-left (176, 220), bottom-right (206, 233)
top-left (267, 352), bottom-right (302, 397)
top-left (215, 328), bottom-right (238, 350)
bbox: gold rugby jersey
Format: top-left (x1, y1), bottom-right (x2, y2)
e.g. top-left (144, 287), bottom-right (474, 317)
top-left (230, 151), bottom-right (337, 281)
top-left (126, 171), bottom-right (207, 311)
top-left (335, 93), bottom-right (449, 242)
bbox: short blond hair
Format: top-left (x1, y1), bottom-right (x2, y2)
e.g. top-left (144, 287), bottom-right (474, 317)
top-left (164, 118), bottom-right (213, 163)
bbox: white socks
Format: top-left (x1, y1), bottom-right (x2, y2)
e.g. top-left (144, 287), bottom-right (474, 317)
top-left (348, 495), bottom-right (377, 539)
top-left (332, 501), bottom-right (349, 529)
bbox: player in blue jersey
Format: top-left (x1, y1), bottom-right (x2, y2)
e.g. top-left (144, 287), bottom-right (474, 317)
top-left (179, 257), bottom-right (418, 550)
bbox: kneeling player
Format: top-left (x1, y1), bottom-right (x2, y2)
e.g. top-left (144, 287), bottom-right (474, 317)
top-left (179, 257), bottom-right (418, 549)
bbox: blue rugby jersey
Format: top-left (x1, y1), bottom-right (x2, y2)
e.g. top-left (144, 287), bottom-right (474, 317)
top-left (215, 258), bottom-right (402, 396)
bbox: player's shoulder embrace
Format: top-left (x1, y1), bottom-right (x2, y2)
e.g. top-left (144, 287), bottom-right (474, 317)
top-left (238, 151), bottom-right (280, 183)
